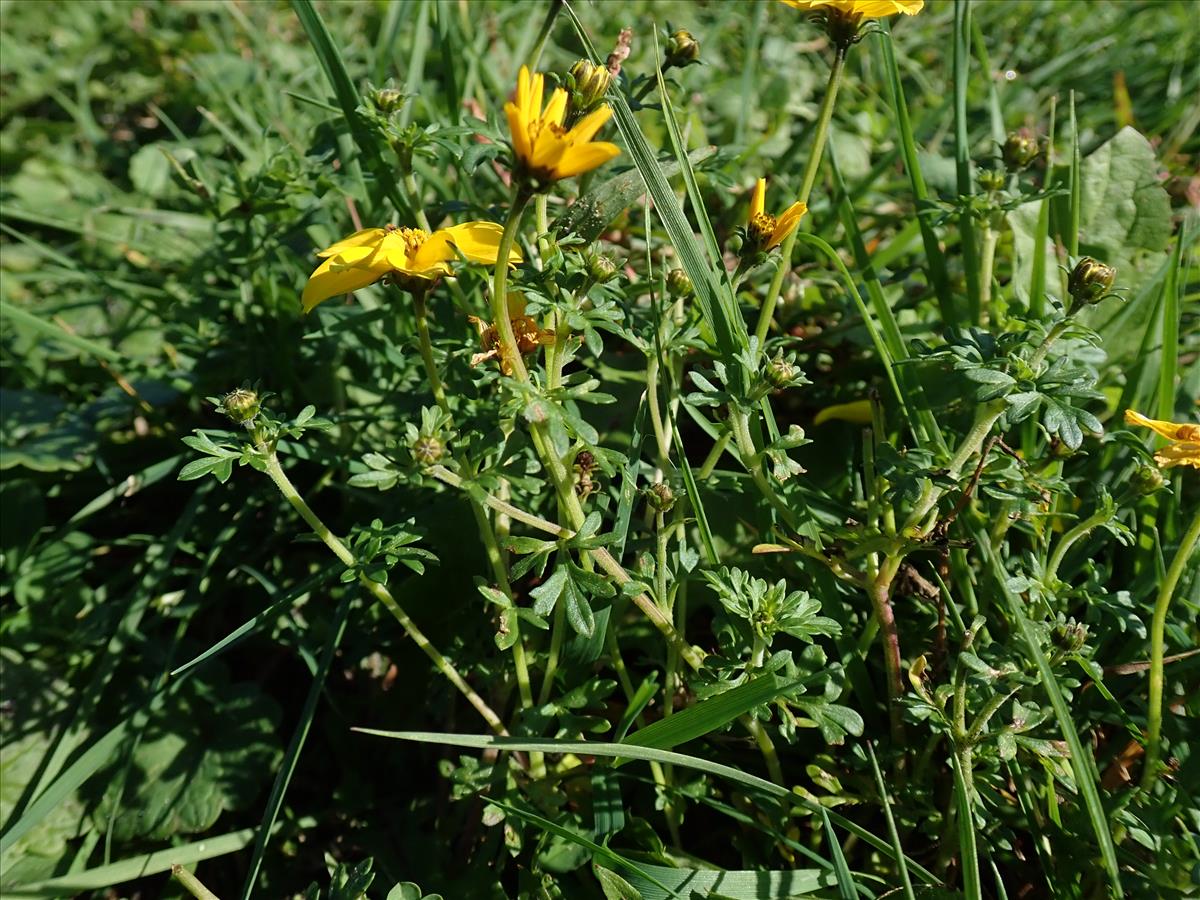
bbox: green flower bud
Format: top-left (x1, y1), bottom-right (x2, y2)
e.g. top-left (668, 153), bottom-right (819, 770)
top-left (666, 267), bottom-right (693, 299)
top-left (1052, 617), bottom-right (1088, 655)
top-left (978, 168), bottom-right (1005, 193)
top-left (369, 86), bottom-right (406, 115)
top-left (222, 388), bottom-right (260, 425)
top-left (764, 356), bottom-right (798, 390)
top-left (567, 59), bottom-right (612, 117)
top-left (664, 29), bottom-right (700, 69)
top-left (645, 482), bottom-right (676, 513)
top-left (1067, 257), bottom-right (1117, 305)
top-left (1002, 129), bottom-right (1039, 170)
top-left (587, 252), bottom-right (619, 284)
top-left (1131, 464), bottom-right (1166, 496)
top-left (411, 434), bottom-right (444, 466)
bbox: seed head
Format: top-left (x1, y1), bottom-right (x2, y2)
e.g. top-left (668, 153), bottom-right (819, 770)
top-left (666, 267), bottom-right (693, 299)
top-left (646, 482), bottom-right (676, 513)
top-left (1002, 129), bottom-right (1040, 170)
top-left (411, 434), bottom-right (444, 466)
top-left (588, 252), bottom-right (619, 284)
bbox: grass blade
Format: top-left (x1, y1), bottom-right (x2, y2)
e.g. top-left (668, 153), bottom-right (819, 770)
top-left (1, 828), bottom-right (257, 897)
top-left (1156, 225), bottom-right (1185, 421)
top-left (819, 809), bottom-right (857, 899)
top-left (1029, 95), bottom-right (1057, 318)
top-left (239, 596), bottom-right (352, 899)
top-left (867, 743), bottom-right (915, 900)
top-left (357, 729), bottom-right (940, 884)
top-left (954, 0), bottom-right (981, 324)
top-left (981, 540), bottom-right (1123, 894)
top-left (875, 25), bottom-right (957, 327)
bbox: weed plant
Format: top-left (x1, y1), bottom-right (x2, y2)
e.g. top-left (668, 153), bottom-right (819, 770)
top-left (1, 0), bottom-right (1197, 897)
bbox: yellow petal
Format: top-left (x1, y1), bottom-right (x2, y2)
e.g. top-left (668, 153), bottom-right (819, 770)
top-left (565, 105), bottom-right (613, 145)
top-left (316, 228), bottom-right (386, 259)
top-left (769, 201), bottom-right (807, 249)
top-left (1124, 409), bottom-right (1191, 442)
top-left (749, 178), bottom-right (766, 220)
top-left (553, 141), bottom-right (621, 179)
top-left (443, 221), bottom-right (522, 265)
top-left (302, 256), bottom-right (387, 312)
top-left (505, 101), bottom-right (530, 162)
top-left (525, 67), bottom-right (544, 123)
top-left (814, 399), bottom-right (874, 426)
top-left (543, 88), bottom-right (569, 128)
top-left (1155, 443), bottom-right (1200, 470)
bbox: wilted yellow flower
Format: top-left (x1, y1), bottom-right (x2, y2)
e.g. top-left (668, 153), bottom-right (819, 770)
top-left (746, 178), bottom-right (807, 252)
top-left (778, 0), bottom-right (924, 18)
top-left (302, 222), bottom-right (520, 312)
top-left (1125, 410), bottom-right (1200, 470)
top-left (505, 65), bottom-right (620, 185)
top-left (470, 294), bottom-right (554, 375)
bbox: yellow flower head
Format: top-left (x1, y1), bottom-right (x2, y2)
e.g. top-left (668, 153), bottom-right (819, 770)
top-left (302, 222), bottom-right (521, 313)
top-left (746, 178), bottom-right (807, 252)
top-left (1124, 409), bottom-right (1200, 470)
top-left (778, 0), bottom-right (924, 19)
top-left (505, 65), bottom-right (621, 186)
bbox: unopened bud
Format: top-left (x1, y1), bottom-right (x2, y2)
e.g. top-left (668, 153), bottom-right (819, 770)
top-left (411, 434), bottom-right (444, 466)
top-left (765, 356), bottom-right (798, 390)
top-left (645, 482), bottom-right (676, 513)
top-left (370, 86), bottom-right (406, 115)
top-left (1131, 464), bottom-right (1165, 496)
top-left (978, 168), bottom-right (1005, 193)
top-left (1067, 257), bottom-right (1117, 305)
top-left (588, 252), bottom-right (619, 284)
top-left (1002, 129), bottom-right (1039, 170)
top-left (664, 29), bottom-right (700, 69)
top-left (222, 388), bottom-right (260, 425)
top-left (568, 59), bottom-right (612, 117)
top-left (1052, 618), bottom-right (1088, 655)
top-left (666, 268), bottom-right (693, 299)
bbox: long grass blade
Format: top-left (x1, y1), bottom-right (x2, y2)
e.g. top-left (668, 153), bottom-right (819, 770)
top-left (1156, 226), bottom-right (1185, 421)
top-left (240, 596), bottom-right (352, 899)
top-left (867, 743), bottom-right (915, 900)
top-left (981, 540), bottom-right (1123, 894)
top-left (875, 24), bottom-right (957, 326)
top-left (954, 0), bottom-right (981, 324)
top-left (357, 729), bottom-right (940, 884)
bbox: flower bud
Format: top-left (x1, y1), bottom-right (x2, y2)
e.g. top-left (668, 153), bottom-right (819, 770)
top-left (567, 59), bottom-right (612, 117)
top-left (664, 29), bottom-right (700, 69)
top-left (587, 252), bottom-right (619, 284)
top-left (765, 356), bottom-right (798, 390)
top-left (222, 388), bottom-right (260, 425)
top-left (666, 267), bottom-right (693, 299)
top-left (1052, 617), bottom-right (1088, 655)
top-left (411, 434), bottom-right (444, 466)
top-left (1002, 129), bottom-right (1039, 170)
top-left (978, 168), bottom-right (1005, 193)
top-left (1067, 257), bottom-right (1117, 305)
top-left (1131, 464), bottom-right (1166, 496)
top-left (369, 86), bottom-right (406, 115)
top-left (645, 482), bottom-right (676, 513)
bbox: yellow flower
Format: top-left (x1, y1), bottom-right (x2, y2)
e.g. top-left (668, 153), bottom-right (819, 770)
top-left (778, 0), bottom-right (924, 18)
top-left (302, 222), bottom-right (520, 312)
top-left (746, 178), bottom-right (807, 252)
top-left (1124, 409), bottom-right (1200, 470)
top-left (505, 65), bottom-right (620, 185)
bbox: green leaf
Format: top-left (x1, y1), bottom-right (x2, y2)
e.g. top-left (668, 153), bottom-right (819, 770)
top-left (1078, 126), bottom-right (1172, 271)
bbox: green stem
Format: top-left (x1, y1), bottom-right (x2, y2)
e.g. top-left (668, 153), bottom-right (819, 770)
top-left (752, 47), bottom-right (846, 355)
top-left (698, 431), bottom-right (733, 480)
top-left (979, 218), bottom-right (999, 323)
top-left (1142, 507), bottom-right (1200, 790)
top-left (869, 556), bottom-right (906, 742)
top-left (538, 600), bottom-right (566, 705)
top-left (172, 865), bottom-right (219, 900)
top-left (647, 357), bottom-right (672, 468)
top-left (491, 187), bottom-right (534, 381)
top-left (526, 0), bottom-right (562, 70)
top-left (1044, 509), bottom-right (1111, 585)
top-left (403, 171), bottom-right (432, 232)
top-left (260, 452), bottom-right (507, 735)
top-left (412, 288), bottom-right (446, 412)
